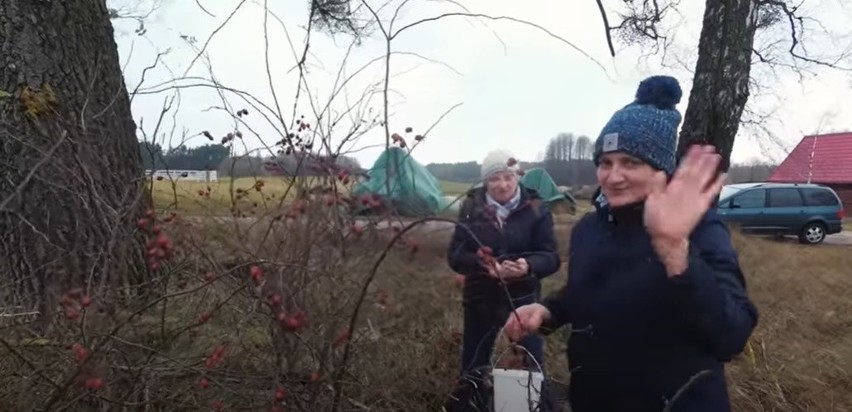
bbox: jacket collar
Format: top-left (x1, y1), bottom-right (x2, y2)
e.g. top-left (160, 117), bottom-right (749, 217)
top-left (594, 190), bottom-right (645, 226)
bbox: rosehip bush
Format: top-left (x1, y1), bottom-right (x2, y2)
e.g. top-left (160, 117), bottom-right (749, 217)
top-left (0, 171), bottom-right (465, 411)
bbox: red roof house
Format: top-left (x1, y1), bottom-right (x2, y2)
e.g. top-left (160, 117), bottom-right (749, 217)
top-left (768, 132), bottom-right (852, 211)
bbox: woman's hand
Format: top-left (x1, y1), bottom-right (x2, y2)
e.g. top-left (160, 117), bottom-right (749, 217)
top-left (503, 303), bottom-right (551, 341)
top-left (490, 258), bottom-right (529, 281)
top-left (644, 145), bottom-right (726, 275)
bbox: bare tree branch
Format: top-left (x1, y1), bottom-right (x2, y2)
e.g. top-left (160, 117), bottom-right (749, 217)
top-left (596, 0), bottom-right (617, 57)
top-left (183, 0), bottom-right (248, 77)
top-left (757, 0), bottom-right (852, 70)
top-left (392, 12), bottom-right (611, 75)
top-left (195, 0), bottom-right (216, 17)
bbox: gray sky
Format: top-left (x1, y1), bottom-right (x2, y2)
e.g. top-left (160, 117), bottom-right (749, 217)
top-left (111, 0), bottom-right (852, 168)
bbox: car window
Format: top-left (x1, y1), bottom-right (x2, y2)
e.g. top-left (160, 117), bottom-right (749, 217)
top-left (719, 186), bottom-right (740, 201)
top-left (768, 188), bottom-right (804, 207)
top-left (800, 188), bottom-right (839, 206)
top-left (731, 189), bottom-right (765, 208)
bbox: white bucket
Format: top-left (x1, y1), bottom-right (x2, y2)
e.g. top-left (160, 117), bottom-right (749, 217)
top-left (492, 368), bottom-right (544, 412)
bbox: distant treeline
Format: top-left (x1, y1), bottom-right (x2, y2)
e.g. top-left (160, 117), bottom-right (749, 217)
top-left (139, 140), bottom-right (775, 185)
top-left (426, 159), bottom-right (776, 186)
top-left (138, 141), bottom-right (362, 178)
top-left (425, 132), bottom-right (776, 186)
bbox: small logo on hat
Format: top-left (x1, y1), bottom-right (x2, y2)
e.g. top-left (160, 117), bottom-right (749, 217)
top-left (602, 133), bottom-right (619, 152)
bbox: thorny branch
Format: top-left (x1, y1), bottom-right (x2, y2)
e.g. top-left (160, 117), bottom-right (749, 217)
top-left (330, 216), bottom-right (530, 411)
top-left (358, 0), bottom-right (612, 208)
top-left (183, 0), bottom-right (249, 77)
top-left (663, 370), bottom-right (713, 412)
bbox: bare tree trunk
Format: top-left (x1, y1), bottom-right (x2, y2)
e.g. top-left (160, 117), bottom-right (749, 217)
top-left (678, 0), bottom-right (760, 172)
top-left (0, 0), bottom-right (148, 327)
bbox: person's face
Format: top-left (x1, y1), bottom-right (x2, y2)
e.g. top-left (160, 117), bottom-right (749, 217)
top-left (597, 152), bottom-right (660, 208)
top-left (485, 171), bottom-right (519, 204)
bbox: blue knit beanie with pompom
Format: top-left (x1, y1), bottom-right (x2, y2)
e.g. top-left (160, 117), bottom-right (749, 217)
top-left (593, 75), bottom-right (683, 175)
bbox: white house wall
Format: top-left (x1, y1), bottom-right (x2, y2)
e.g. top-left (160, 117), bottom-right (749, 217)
top-left (145, 170), bottom-right (218, 182)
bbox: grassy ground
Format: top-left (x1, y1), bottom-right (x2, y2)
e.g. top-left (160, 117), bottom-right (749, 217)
top-left (149, 176), bottom-right (302, 215)
top-left (439, 180), bottom-right (475, 196)
top-left (723, 232), bottom-right (852, 410)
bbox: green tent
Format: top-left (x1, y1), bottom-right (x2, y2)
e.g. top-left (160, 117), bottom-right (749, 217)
top-left (521, 167), bottom-right (564, 203)
top-left (520, 167), bottom-right (577, 211)
top-left (352, 147), bottom-right (449, 216)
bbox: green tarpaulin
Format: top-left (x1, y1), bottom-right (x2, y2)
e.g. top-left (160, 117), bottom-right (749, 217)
top-left (520, 167), bottom-right (577, 208)
top-left (352, 147), bottom-right (449, 216)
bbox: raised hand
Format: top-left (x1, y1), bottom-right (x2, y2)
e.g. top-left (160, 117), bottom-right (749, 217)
top-left (644, 144), bottom-right (726, 244)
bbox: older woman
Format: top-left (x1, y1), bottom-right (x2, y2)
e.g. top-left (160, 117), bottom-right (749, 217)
top-left (447, 150), bottom-right (560, 379)
top-left (504, 75), bottom-right (758, 412)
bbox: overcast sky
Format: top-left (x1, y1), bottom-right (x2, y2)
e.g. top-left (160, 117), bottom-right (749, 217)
top-left (110, 0), bottom-right (852, 168)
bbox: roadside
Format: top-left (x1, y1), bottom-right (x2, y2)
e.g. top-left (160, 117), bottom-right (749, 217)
top-left (826, 231), bottom-right (852, 246)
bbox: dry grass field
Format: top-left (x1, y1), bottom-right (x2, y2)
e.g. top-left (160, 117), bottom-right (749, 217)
top-left (2, 177), bottom-right (850, 411)
top-left (149, 177), bottom-right (475, 215)
top-left (149, 176), bottom-right (321, 215)
top-left (722, 233), bottom-right (852, 410)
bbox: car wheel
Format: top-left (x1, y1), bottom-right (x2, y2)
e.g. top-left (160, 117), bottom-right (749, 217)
top-left (799, 222), bottom-right (826, 244)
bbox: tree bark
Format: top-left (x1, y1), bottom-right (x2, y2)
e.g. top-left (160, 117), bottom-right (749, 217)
top-left (678, 0), bottom-right (760, 172)
top-left (0, 0), bottom-right (148, 325)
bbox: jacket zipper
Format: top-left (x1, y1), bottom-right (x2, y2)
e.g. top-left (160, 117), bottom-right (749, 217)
top-left (498, 200), bottom-right (532, 258)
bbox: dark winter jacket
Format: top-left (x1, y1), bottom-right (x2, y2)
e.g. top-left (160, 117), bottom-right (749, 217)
top-left (447, 185), bottom-right (561, 310)
top-left (541, 202), bottom-right (758, 412)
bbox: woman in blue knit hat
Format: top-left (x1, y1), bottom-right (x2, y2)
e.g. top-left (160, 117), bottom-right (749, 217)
top-left (503, 75), bottom-right (758, 412)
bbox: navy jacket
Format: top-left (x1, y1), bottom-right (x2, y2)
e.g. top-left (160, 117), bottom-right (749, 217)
top-left (542, 202), bottom-right (758, 412)
top-left (447, 186), bottom-right (561, 311)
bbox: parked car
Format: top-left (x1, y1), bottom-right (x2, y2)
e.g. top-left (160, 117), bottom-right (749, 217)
top-left (716, 182), bottom-right (846, 244)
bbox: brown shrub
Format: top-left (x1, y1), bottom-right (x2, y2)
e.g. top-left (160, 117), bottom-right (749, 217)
top-left (0, 189), bottom-right (464, 411)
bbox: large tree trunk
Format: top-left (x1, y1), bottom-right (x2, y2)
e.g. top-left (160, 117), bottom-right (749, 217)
top-left (0, 0), bottom-right (148, 326)
top-left (678, 0), bottom-right (760, 172)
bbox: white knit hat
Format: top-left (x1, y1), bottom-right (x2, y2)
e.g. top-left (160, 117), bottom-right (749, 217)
top-left (481, 150), bottom-right (520, 181)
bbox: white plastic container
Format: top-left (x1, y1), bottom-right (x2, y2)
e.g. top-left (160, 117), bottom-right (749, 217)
top-left (492, 368), bottom-right (544, 412)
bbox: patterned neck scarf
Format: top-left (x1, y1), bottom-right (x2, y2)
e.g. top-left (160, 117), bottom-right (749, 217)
top-left (485, 188), bottom-right (522, 227)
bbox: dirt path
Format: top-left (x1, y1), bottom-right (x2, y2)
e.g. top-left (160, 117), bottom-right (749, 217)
top-left (826, 231), bottom-right (852, 246)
